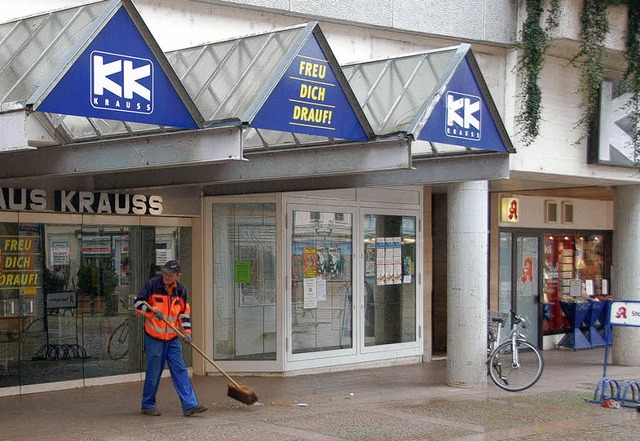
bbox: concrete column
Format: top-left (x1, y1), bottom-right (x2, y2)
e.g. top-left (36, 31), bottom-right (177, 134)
top-left (612, 185), bottom-right (640, 366)
top-left (446, 180), bottom-right (489, 387)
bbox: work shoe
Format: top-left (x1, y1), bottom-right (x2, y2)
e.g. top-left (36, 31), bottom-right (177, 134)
top-left (183, 405), bottom-right (208, 416)
top-left (141, 408), bottom-right (162, 416)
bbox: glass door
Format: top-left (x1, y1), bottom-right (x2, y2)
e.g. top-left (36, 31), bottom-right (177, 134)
top-left (362, 213), bottom-right (417, 349)
top-left (286, 203), bottom-right (421, 368)
top-left (289, 207), bottom-right (355, 359)
top-left (515, 236), bottom-right (540, 347)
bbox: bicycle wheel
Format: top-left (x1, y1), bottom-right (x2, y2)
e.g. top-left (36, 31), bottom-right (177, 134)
top-left (488, 339), bottom-right (544, 392)
top-left (107, 321), bottom-right (129, 360)
top-left (21, 317), bottom-right (45, 342)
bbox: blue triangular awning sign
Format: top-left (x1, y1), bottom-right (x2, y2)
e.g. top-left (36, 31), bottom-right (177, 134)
top-left (250, 25), bottom-right (373, 142)
top-left (28, 0), bottom-right (202, 129)
top-left (418, 45), bottom-right (513, 153)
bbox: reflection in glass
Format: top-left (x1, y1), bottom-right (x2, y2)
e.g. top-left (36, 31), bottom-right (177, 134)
top-left (291, 211), bottom-right (352, 354)
top-left (363, 214), bottom-right (416, 346)
top-left (0, 221), bottom-right (189, 389)
top-left (213, 203), bottom-right (277, 360)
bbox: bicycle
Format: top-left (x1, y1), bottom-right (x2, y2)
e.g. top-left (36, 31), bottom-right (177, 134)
top-left (487, 309), bottom-right (544, 392)
top-left (107, 318), bottom-right (129, 360)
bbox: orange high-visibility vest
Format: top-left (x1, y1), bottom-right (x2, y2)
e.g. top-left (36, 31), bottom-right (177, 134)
top-left (135, 276), bottom-right (191, 341)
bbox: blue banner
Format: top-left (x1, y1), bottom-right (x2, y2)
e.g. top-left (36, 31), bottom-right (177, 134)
top-left (34, 5), bottom-right (198, 129)
top-left (419, 57), bottom-right (509, 152)
top-left (252, 35), bottom-right (369, 141)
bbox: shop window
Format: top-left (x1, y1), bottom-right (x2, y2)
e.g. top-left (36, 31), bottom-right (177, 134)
top-left (0, 221), bottom-right (189, 390)
top-left (542, 233), bottom-right (607, 335)
top-left (212, 203), bottom-right (277, 361)
top-left (363, 214), bottom-right (416, 347)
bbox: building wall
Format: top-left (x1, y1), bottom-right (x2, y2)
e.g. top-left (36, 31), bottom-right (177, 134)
top-left (510, 55), bottom-right (638, 186)
top-left (194, 0), bottom-right (518, 45)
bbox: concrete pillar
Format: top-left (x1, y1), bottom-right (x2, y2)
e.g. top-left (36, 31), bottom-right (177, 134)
top-left (446, 180), bottom-right (488, 387)
top-left (612, 185), bottom-right (640, 366)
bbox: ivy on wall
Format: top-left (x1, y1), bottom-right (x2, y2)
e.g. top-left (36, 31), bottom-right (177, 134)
top-left (573, 0), bottom-right (609, 137)
top-left (516, 0), bottom-right (548, 146)
top-left (517, 0), bottom-right (640, 157)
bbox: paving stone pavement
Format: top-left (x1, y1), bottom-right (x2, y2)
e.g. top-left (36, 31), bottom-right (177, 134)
top-left (1, 347), bottom-right (640, 440)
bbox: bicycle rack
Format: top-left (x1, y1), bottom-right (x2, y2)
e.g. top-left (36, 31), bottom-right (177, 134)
top-left (587, 377), bottom-right (640, 408)
top-left (586, 342), bottom-right (640, 408)
top-left (32, 344), bottom-right (88, 361)
top-left (585, 301), bottom-right (640, 409)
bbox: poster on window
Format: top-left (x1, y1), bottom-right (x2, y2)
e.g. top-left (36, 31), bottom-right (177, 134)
top-left (393, 237), bottom-right (402, 284)
top-left (51, 241), bottom-right (70, 266)
top-left (385, 237), bottom-right (394, 285)
top-left (376, 238), bottom-right (385, 285)
top-left (303, 277), bottom-right (317, 309)
top-left (365, 242), bottom-right (376, 277)
top-left (303, 247), bottom-right (318, 278)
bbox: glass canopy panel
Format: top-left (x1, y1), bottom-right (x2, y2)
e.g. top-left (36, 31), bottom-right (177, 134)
top-left (411, 140), bottom-right (470, 157)
top-left (167, 28), bottom-right (302, 123)
top-left (343, 49), bottom-right (456, 136)
top-left (243, 127), bottom-right (330, 152)
top-left (0, 3), bottom-right (105, 107)
top-left (58, 115), bottom-right (163, 141)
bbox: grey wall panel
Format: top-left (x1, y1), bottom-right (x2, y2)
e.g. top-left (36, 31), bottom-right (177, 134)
top-left (196, 0), bottom-right (517, 45)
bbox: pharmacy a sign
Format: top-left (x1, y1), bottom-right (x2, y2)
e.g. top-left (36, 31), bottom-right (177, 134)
top-left (609, 301), bottom-right (640, 327)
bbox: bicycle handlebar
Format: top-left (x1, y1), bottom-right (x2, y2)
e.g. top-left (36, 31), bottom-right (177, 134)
top-left (510, 309), bottom-right (526, 328)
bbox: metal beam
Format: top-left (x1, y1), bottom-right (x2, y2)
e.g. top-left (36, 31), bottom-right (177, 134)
top-left (93, 138), bottom-right (412, 191)
top-left (0, 126), bottom-right (242, 179)
top-left (201, 153), bottom-right (509, 195)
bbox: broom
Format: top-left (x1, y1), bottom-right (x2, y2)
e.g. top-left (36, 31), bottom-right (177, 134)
top-left (142, 301), bottom-right (258, 405)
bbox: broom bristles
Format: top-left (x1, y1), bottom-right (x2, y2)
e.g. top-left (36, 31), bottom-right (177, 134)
top-left (227, 383), bottom-right (258, 405)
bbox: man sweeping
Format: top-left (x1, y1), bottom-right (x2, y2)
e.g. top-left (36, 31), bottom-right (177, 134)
top-left (134, 260), bottom-right (208, 417)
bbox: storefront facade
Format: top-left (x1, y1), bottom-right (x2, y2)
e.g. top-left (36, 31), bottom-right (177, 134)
top-left (0, 0), bottom-right (514, 394)
top-left (494, 193), bottom-right (614, 350)
top-left (0, 188), bottom-right (197, 395)
top-left (204, 188), bottom-right (424, 374)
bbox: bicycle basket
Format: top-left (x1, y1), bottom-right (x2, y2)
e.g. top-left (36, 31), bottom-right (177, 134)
top-left (487, 310), bottom-right (509, 336)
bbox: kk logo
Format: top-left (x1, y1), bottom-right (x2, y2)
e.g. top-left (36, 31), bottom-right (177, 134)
top-left (446, 91), bottom-right (481, 141)
top-left (90, 51), bottom-right (154, 114)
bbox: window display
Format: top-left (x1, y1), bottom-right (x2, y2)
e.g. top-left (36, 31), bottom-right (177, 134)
top-left (543, 234), bottom-right (608, 335)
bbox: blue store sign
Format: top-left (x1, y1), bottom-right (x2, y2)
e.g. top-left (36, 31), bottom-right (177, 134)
top-left (419, 52), bottom-right (510, 152)
top-left (251, 32), bottom-right (370, 141)
top-left (28, 1), bottom-right (200, 129)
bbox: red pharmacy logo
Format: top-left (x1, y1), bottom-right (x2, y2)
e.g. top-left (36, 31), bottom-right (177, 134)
top-left (615, 306), bottom-right (627, 319)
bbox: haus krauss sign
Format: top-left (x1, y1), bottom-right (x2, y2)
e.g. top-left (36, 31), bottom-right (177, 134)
top-left (0, 187), bottom-right (163, 215)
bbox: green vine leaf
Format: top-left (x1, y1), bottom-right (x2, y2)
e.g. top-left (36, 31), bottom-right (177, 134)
top-left (572, 0), bottom-right (609, 142)
top-left (516, 0), bottom-right (548, 146)
top-left (517, 0), bottom-right (639, 159)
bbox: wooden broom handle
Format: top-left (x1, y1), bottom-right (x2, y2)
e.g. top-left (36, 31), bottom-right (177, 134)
top-left (141, 301), bottom-right (241, 388)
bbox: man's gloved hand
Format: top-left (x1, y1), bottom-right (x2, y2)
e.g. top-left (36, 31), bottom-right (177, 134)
top-left (153, 309), bottom-right (164, 321)
top-left (183, 333), bottom-right (192, 344)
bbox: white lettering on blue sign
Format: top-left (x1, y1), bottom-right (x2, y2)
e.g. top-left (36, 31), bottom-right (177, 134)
top-left (91, 51), bottom-right (153, 114)
top-left (446, 91), bottom-right (481, 141)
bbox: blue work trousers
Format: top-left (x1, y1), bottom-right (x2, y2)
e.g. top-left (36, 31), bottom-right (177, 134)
top-left (141, 333), bottom-right (199, 412)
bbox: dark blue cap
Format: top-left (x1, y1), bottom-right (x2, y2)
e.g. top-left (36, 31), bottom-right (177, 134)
top-left (163, 260), bottom-right (181, 274)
